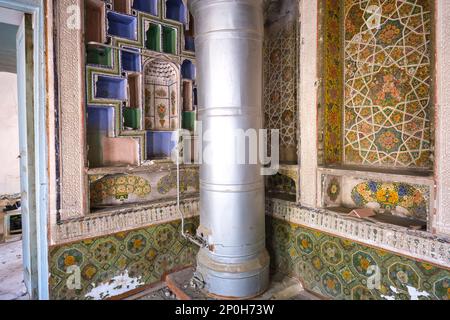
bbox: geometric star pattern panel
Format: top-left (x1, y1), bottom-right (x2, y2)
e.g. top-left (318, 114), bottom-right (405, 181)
top-left (344, 0), bottom-right (433, 169)
top-left (267, 217), bottom-right (450, 300)
top-left (264, 20), bottom-right (298, 162)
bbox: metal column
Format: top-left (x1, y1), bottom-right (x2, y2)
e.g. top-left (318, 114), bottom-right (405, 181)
top-left (189, 0), bottom-right (269, 298)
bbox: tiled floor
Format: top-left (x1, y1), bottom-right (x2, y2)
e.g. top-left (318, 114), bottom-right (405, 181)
top-left (0, 239), bottom-right (29, 300)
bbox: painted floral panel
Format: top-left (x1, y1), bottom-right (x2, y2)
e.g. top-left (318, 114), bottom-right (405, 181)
top-left (344, 0), bottom-right (433, 168)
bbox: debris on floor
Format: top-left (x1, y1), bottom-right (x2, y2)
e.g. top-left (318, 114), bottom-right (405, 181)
top-left (0, 240), bottom-right (28, 300)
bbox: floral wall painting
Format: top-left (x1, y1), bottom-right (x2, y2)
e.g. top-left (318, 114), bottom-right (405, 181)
top-left (144, 60), bottom-right (179, 131)
top-left (264, 19), bottom-right (298, 164)
top-left (89, 169), bottom-right (199, 207)
top-left (343, 0), bottom-right (433, 169)
top-left (351, 180), bottom-right (428, 220)
top-left (320, 173), bottom-right (431, 221)
top-left (326, 176), bottom-right (342, 204)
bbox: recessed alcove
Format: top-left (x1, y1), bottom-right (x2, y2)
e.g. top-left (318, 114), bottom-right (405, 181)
top-left (107, 11), bottom-right (138, 40)
top-left (86, 106), bottom-right (115, 168)
top-left (132, 0), bottom-right (158, 16)
top-left (121, 47), bottom-right (141, 72)
top-left (126, 73), bottom-right (140, 108)
top-left (181, 59), bottom-right (195, 80)
top-left (162, 25), bottom-right (177, 54)
top-left (146, 131), bottom-right (177, 160)
top-left (123, 107), bottom-right (141, 130)
top-left (184, 13), bottom-right (195, 52)
top-left (87, 45), bottom-right (112, 67)
top-left (316, 0), bottom-right (435, 231)
top-left (165, 0), bottom-right (187, 24)
top-left (145, 23), bottom-right (161, 51)
top-left (319, 0), bottom-right (434, 173)
top-left (86, 0), bottom-right (106, 43)
top-left (95, 75), bottom-right (128, 100)
top-left (143, 59), bottom-right (180, 131)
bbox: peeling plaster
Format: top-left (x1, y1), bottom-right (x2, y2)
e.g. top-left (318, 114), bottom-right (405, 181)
top-left (85, 271), bottom-right (144, 300)
top-left (381, 286), bottom-right (431, 301)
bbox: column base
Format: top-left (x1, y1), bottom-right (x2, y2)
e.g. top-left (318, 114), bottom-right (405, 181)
top-left (195, 248), bottom-right (270, 299)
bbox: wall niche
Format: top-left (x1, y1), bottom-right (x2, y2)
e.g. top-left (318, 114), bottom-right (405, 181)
top-left (317, 0), bottom-right (435, 232)
top-left (84, 0), bottom-right (198, 212)
top-left (319, 0), bottom-right (434, 172)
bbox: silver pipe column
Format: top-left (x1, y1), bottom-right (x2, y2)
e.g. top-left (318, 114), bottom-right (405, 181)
top-left (189, 0), bottom-right (269, 298)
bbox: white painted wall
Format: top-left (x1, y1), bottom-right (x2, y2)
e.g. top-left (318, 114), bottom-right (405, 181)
top-left (0, 72), bottom-right (20, 195)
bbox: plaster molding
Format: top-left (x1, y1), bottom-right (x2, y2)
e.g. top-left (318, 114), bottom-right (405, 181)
top-left (56, 0), bottom-right (87, 220)
top-left (434, 0), bottom-right (450, 236)
top-left (298, 0), bottom-right (318, 208)
top-left (52, 197), bottom-right (200, 245)
top-left (266, 198), bottom-right (450, 268)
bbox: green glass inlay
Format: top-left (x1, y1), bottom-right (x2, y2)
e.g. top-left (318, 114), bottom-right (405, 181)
top-left (162, 26), bottom-right (176, 54)
top-left (146, 23), bottom-right (160, 51)
top-left (87, 46), bottom-right (112, 66)
top-left (182, 111), bottom-right (196, 132)
top-left (123, 108), bottom-right (141, 129)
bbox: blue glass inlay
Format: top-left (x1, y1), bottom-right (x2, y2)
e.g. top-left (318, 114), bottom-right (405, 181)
top-left (166, 0), bottom-right (186, 23)
top-left (121, 47), bottom-right (141, 72)
top-left (132, 0), bottom-right (158, 15)
top-left (95, 75), bottom-right (128, 100)
top-left (181, 60), bottom-right (195, 80)
top-left (146, 131), bottom-right (177, 159)
top-left (107, 11), bottom-right (137, 40)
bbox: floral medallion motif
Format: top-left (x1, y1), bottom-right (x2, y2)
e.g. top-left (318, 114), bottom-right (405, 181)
top-left (352, 251), bottom-right (376, 276)
top-left (295, 233), bottom-right (314, 255)
top-left (388, 263), bottom-right (420, 290)
top-left (90, 175), bottom-right (152, 205)
top-left (57, 249), bottom-right (83, 272)
top-left (322, 241), bottom-right (343, 265)
top-left (127, 234), bottom-right (147, 255)
top-left (351, 180), bottom-right (428, 219)
top-left (434, 277), bottom-right (450, 300)
top-left (322, 272), bottom-right (342, 297)
top-left (327, 178), bottom-right (341, 202)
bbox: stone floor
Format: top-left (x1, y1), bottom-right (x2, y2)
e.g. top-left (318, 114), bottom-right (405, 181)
top-left (0, 239), bottom-right (29, 300)
top-left (129, 267), bottom-right (321, 300)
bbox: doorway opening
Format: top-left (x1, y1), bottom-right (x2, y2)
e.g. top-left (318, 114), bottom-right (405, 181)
top-left (0, 5), bottom-right (34, 300)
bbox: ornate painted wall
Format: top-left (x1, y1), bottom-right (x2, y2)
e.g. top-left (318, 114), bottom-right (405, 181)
top-left (344, 0), bottom-right (433, 169)
top-left (321, 0), bottom-right (434, 170)
top-left (267, 217), bottom-right (450, 300)
top-left (49, 218), bottom-right (199, 300)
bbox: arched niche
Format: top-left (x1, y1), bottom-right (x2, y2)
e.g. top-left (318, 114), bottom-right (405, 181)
top-left (181, 59), bottom-right (195, 80)
top-left (165, 0), bottom-right (187, 24)
top-left (143, 59), bottom-right (180, 131)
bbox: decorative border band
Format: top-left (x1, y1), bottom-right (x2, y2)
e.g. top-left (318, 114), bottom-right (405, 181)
top-left (53, 195), bottom-right (450, 268)
top-left (266, 198), bottom-right (450, 268)
top-left (52, 197), bottom-right (200, 245)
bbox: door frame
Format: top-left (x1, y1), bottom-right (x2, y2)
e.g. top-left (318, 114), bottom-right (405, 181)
top-left (0, 0), bottom-right (48, 300)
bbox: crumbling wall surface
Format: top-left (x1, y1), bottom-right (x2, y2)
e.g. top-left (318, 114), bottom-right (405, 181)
top-left (49, 218), bottom-right (199, 300)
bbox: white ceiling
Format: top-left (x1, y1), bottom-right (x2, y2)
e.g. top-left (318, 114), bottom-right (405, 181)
top-left (0, 7), bottom-right (23, 73)
top-left (0, 7), bottom-right (23, 26)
